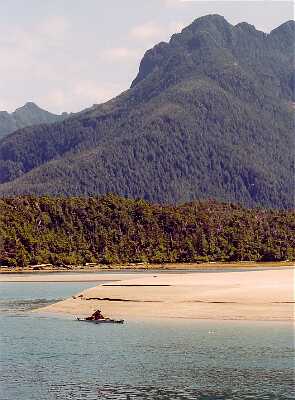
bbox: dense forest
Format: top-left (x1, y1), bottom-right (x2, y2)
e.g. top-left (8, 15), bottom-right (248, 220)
top-left (0, 195), bottom-right (294, 268)
top-left (0, 15), bottom-right (294, 208)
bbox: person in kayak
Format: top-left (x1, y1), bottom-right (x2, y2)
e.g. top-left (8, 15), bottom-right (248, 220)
top-left (85, 309), bottom-right (105, 320)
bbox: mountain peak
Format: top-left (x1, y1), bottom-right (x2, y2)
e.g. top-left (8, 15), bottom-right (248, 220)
top-left (189, 14), bottom-right (230, 29)
top-left (269, 20), bottom-right (295, 48)
top-left (23, 101), bottom-right (39, 108)
top-left (15, 102), bottom-right (41, 113)
top-left (0, 16), bottom-right (293, 209)
top-left (271, 20), bottom-right (295, 34)
top-left (174, 14), bottom-right (233, 43)
top-left (131, 14), bottom-right (266, 89)
top-left (131, 15), bottom-right (234, 88)
top-left (235, 21), bottom-right (257, 32)
top-left (270, 19), bottom-right (295, 40)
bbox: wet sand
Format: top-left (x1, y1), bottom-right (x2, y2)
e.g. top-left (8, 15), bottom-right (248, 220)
top-left (34, 268), bottom-right (294, 322)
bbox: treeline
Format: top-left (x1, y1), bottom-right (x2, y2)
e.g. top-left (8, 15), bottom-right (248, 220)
top-left (0, 195), bottom-right (294, 268)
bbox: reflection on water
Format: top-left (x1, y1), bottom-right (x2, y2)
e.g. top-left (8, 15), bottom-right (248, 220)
top-left (0, 298), bottom-right (62, 312)
top-left (48, 384), bottom-right (294, 400)
top-left (0, 282), bottom-right (294, 400)
top-left (0, 281), bottom-right (107, 313)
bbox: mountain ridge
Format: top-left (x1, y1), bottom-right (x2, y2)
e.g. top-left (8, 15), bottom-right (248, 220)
top-left (0, 102), bottom-right (68, 139)
top-left (0, 15), bottom-right (294, 208)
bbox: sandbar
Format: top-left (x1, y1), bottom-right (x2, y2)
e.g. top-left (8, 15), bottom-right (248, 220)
top-left (35, 268), bottom-right (294, 322)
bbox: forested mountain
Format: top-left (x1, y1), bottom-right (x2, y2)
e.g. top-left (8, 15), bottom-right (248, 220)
top-left (0, 15), bottom-right (294, 208)
top-left (0, 102), bottom-right (67, 139)
top-left (0, 195), bottom-right (294, 267)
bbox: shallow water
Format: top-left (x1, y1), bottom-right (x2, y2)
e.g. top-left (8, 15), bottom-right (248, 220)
top-left (0, 282), bottom-right (294, 400)
top-left (0, 281), bottom-right (103, 313)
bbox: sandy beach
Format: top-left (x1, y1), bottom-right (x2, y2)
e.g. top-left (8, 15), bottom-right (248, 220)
top-left (28, 268), bottom-right (294, 322)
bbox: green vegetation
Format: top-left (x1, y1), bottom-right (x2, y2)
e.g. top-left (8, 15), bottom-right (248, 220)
top-left (0, 195), bottom-right (294, 268)
top-left (0, 16), bottom-right (294, 208)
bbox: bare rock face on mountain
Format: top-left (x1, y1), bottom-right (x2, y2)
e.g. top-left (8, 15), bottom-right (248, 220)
top-left (0, 15), bottom-right (294, 208)
top-left (0, 102), bottom-right (67, 139)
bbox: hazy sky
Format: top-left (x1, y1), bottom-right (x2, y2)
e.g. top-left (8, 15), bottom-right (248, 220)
top-left (0, 0), bottom-right (293, 113)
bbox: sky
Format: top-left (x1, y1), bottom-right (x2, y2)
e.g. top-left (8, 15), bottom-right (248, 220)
top-left (0, 0), bottom-right (293, 114)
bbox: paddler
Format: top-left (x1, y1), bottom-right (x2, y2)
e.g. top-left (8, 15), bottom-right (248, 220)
top-left (85, 309), bottom-right (105, 320)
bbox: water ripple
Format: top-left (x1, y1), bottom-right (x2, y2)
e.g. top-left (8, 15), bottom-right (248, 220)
top-left (46, 383), bottom-right (295, 399)
top-left (0, 298), bottom-right (62, 312)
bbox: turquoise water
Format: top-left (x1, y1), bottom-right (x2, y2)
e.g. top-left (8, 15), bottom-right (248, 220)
top-left (0, 282), bottom-right (294, 400)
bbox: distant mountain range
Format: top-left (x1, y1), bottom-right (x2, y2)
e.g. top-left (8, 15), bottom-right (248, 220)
top-left (0, 102), bottom-right (68, 139)
top-left (0, 15), bottom-right (294, 208)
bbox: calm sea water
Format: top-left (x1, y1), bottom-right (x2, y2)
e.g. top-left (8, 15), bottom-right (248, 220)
top-left (0, 281), bottom-right (294, 400)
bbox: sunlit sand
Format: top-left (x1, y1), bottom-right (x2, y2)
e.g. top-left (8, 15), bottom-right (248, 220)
top-left (33, 269), bottom-right (294, 321)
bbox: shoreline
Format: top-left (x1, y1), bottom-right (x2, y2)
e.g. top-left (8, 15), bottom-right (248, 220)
top-left (0, 265), bottom-right (293, 283)
top-left (33, 269), bottom-right (294, 322)
top-left (0, 261), bottom-right (293, 275)
top-left (37, 311), bottom-right (294, 324)
top-left (0, 273), bottom-right (151, 283)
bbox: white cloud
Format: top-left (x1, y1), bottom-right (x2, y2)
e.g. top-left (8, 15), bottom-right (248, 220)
top-left (169, 20), bottom-right (187, 34)
top-left (0, 13), bottom-right (187, 114)
top-left (100, 47), bottom-right (141, 62)
top-left (73, 81), bottom-right (119, 101)
top-left (38, 81), bottom-right (125, 113)
top-left (35, 16), bottom-right (70, 47)
top-left (129, 21), bottom-right (165, 41)
top-left (181, 0), bottom-right (295, 2)
top-left (73, 81), bottom-right (125, 109)
top-left (163, 0), bottom-right (184, 7)
top-left (129, 19), bottom-right (187, 44)
top-left (0, 15), bottom-right (70, 54)
top-left (40, 89), bottom-right (66, 111)
top-left (0, 2), bottom-right (289, 114)
top-left (0, 15), bottom-right (70, 76)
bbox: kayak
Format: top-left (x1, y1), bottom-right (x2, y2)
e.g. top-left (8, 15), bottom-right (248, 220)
top-left (76, 317), bottom-right (124, 324)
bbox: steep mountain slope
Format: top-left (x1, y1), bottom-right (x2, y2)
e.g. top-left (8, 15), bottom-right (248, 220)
top-left (0, 102), bottom-right (67, 139)
top-left (0, 15), bottom-right (294, 208)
